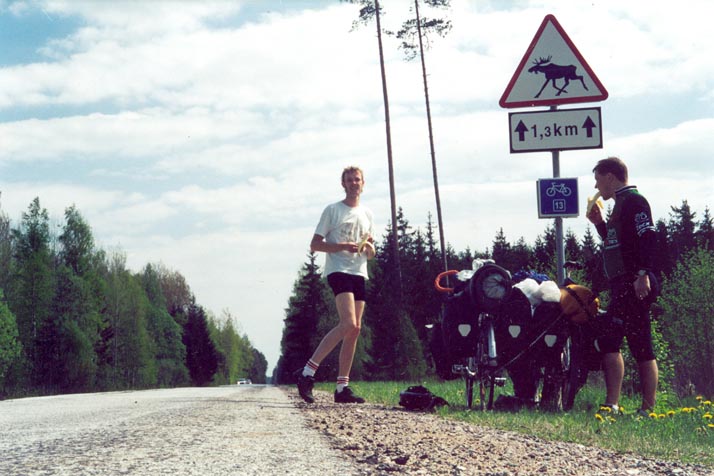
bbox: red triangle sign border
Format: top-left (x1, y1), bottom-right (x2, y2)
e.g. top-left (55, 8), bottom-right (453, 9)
top-left (499, 14), bottom-right (608, 109)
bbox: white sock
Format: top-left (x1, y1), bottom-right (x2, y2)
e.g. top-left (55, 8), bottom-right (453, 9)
top-left (303, 359), bottom-right (318, 377)
top-left (336, 376), bottom-right (349, 392)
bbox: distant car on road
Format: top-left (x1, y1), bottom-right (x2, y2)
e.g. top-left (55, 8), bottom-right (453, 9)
top-left (237, 378), bottom-right (252, 385)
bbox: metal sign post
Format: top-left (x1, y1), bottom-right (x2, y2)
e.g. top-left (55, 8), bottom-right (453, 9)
top-left (551, 106), bottom-right (565, 284)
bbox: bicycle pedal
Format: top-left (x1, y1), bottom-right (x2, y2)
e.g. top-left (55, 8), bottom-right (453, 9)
top-left (494, 377), bottom-right (507, 387)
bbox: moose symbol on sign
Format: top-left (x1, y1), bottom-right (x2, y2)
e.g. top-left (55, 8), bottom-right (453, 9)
top-left (528, 55), bottom-right (589, 98)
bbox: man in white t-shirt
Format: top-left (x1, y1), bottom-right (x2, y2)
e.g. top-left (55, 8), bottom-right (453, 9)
top-left (295, 166), bottom-right (375, 404)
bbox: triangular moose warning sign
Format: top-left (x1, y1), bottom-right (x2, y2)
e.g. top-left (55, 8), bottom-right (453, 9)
top-left (499, 14), bottom-right (608, 108)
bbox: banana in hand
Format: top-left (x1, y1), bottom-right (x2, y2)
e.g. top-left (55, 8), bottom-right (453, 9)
top-left (587, 191), bottom-right (604, 214)
top-left (358, 233), bottom-right (371, 254)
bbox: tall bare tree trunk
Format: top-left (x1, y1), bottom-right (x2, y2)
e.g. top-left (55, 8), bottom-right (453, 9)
top-left (414, 0), bottom-right (448, 275)
top-left (375, 0), bottom-right (403, 299)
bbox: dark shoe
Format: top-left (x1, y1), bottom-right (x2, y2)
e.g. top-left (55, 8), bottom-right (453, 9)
top-left (334, 386), bottom-right (365, 404)
top-left (294, 369), bottom-right (315, 403)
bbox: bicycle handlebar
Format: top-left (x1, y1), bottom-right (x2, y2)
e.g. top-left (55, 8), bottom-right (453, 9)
top-left (434, 270), bottom-right (460, 293)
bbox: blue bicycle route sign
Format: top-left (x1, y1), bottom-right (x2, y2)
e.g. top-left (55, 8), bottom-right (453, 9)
top-left (536, 178), bottom-right (579, 218)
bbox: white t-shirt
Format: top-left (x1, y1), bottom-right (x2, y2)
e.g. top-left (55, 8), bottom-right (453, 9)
top-left (314, 201), bottom-right (374, 279)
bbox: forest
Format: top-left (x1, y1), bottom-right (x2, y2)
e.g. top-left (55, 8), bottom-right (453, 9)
top-left (0, 197), bottom-right (267, 399)
top-left (275, 201), bottom-right (714, 397)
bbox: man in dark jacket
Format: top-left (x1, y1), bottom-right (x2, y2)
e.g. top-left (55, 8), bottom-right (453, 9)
top-left (586, 156), bottom-right (659, 416)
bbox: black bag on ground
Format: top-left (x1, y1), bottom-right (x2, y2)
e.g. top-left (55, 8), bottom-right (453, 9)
top-left (399, 385), bottom-right (449, 411)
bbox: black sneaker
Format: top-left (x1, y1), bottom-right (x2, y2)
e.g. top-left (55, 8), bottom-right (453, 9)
top-left (334, 386), bottom-right (365, 404)
top-left (294, 369), bottom-right (315, 403)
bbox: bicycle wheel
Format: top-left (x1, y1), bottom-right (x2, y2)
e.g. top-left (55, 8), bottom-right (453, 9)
top-left (563, 335), bottom-right (587, 411)
top-left (465, 357), bottom-right (476, 409)
top-left (476, 325), bottom-right (491, 411)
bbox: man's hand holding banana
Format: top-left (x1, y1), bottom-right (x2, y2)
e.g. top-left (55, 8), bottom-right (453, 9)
top-left (358, 233), bottom-right (376, 260)
top-left (586, 191), bottom-right (604, 225)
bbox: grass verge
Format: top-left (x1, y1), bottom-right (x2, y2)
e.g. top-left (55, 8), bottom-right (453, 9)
top-left (316, 379), bottom-right (714, 467)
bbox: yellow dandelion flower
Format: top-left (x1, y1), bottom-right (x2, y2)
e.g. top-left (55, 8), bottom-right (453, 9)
top-left (667, 410), bottom-right (676, 417)
top-left (599, 405), bottom-right (612, 413)
top-left (595, 413), bottom-right (605, 422)
top-left (658, 413), bottom-right (666, 419)
top-left (704, 400), bottom-right (712, 406)
top-left (697, 395), bottom-right (704, 401)
top-left (703, 413), bottom-right (713, 420)
top-left (709, 424), bottom-right (714, 429)
top-left (607, 416), bottom-right (617, 423)
top-left (648, 412), bottom-right (657, 419)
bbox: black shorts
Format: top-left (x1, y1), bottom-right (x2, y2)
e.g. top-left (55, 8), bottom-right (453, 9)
top-left (595, 278), bottom-right (656, 362)
top-left (327, 272), bottom-right (366, 301)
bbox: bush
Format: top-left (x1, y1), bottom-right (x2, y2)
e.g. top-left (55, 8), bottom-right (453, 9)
top-left (658, 248), bottom-right (714, 396)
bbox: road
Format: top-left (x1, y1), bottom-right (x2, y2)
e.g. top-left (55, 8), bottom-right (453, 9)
top-left (0, 385), bottom-right (362, 476)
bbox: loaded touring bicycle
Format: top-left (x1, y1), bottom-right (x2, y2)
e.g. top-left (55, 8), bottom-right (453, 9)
top-left (430, 260), bottom-right (602, 411)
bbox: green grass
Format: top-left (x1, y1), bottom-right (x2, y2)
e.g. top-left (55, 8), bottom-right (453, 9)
top-left (317, 380), bottom-right (714, 467)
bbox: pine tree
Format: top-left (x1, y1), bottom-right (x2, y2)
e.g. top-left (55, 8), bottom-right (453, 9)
top-left (491, 228), bottom-right (511, 269)
top-left (533, 224), bottom-right (557, 277)
top-left (365, 213), bottom-right (426, 380)
top-left (581, 227), bottom-right (606, 292)
top-left (183, 303), bottom-right (218, 386)
top-left (668, 200), bottom-right (698, 264)
top-left (248, 348), bottom-right (268, 384)
top-left (275, 252), bottom-right (327, 384)
top-left (564, 229), bottom-right (581, 263)
top-left (9, 198), bottom-right (55, 389)
top-left (654, 219), bottom-right (674, 277)
top-left (696, 207), bottom-right (714, 251)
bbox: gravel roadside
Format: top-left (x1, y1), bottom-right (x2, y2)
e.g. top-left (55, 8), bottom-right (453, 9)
top-left (290, 388), bottom-right (714, 476)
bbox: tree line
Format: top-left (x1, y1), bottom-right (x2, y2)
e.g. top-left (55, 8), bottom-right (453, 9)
top-left (0, 197), bottom-right (267, 399)
top-left (276, 201), bottom-right (714, 396)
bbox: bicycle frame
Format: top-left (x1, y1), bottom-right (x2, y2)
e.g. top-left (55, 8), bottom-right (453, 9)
top-left (451, 311), bottom-right (506, 410)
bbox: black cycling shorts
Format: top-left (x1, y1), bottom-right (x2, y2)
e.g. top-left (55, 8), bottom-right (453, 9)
top-left (595, 278), bottom-right (656, 362)
top-left (327, 272), bottom-right (366, 301)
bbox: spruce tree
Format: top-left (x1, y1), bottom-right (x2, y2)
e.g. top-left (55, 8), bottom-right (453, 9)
top-left (696, 207), bottom-right (714, 250)
top-left (275, 252), bottom-right (326, 384)
top-left (668, 200), bottom-right (698, 264)
top-left (183, 303), bottom-right (218, 386)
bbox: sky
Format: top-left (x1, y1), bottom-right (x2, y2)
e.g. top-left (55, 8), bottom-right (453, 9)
top-left (1, 0), bottom-right (712, 374)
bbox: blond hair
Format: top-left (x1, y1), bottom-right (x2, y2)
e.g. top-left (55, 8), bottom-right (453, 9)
top-left (341, 166), bottom-right (364, 183)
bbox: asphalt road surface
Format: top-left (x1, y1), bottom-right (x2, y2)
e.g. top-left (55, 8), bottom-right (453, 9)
top-left (0, 385), bottom-right (361, 476)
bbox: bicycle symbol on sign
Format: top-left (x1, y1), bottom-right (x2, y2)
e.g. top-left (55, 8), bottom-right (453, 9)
top-left (546, 182), bottom-right (572, 197)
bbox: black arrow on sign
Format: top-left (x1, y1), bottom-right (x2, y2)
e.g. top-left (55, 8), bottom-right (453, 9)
top-left (582, 116), bottom-right (597, 138)
top-left (514, 120), bottom-right (528, 141)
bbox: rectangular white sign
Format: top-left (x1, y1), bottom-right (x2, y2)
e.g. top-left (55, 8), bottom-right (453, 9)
top-left (509, 107), bottom-right (602, 153)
